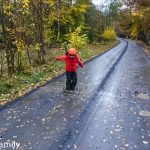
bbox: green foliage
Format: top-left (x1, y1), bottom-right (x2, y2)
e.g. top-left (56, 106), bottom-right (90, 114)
top-left (66, 26), bottom-right (89, 49)
top-left (0, 81), bottom-right (13, 94)
top-left (102, 27), bottom-right (116, 41)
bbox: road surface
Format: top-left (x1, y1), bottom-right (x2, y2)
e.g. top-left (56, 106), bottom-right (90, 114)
top-left (0, 39), bottom-right (150, 150)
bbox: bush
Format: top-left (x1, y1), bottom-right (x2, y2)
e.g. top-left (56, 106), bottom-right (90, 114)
top-left (102, 27), bottom-right (116, 41)
top-left (66, 26), bottom-right (89, 49)
top-left (0, 81), bottom-right (13, 94)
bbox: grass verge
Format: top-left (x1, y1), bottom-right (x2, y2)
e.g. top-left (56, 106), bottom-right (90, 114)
top-left (136, 40), bottom-right (150, 55)
top-left (0, 40), bottom-right (119, 106)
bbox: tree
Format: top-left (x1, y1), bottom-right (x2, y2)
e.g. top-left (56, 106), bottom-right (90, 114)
top-left (0, 0), bottom-right (16, 75)
top-left (0, 0), bottom-right (116, 77)
top-left (116, 0), bottom-right (150, 42)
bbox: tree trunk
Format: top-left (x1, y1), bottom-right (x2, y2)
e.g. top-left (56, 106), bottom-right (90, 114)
top-left (57, 0), bottom-right (61, 42)
top-left (25, 46), bottom-right (31, 65)
top-left (31, 0), bottom-right (45, 64)
top-left (0, 50), bottom-right (4, 76)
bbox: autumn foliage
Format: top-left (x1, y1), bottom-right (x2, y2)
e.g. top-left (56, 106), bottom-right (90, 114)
top-left (102, 27), bottom-right (116, 41)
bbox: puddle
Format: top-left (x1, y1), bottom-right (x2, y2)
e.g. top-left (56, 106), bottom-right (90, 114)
top-left (139, 111), bottom-right (150, 117)
top-left (135, 91), bottom-right (149, 100)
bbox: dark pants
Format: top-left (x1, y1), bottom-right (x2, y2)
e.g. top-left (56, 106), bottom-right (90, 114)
top-left (66, 72), bottom-right (77, 91)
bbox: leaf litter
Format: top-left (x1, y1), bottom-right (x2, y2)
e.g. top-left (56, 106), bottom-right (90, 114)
top-left (135, 91), bottom-right (149, 100)
top-left (139, 111), bottom-right (150, 117)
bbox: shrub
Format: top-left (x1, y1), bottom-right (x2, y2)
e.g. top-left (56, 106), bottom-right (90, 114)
top-left (66, 26), bottom-right (89, 49)
top-left (102, 27), bottom-right (116, 41)
top-left (0, 81), bottom-right (13, 94)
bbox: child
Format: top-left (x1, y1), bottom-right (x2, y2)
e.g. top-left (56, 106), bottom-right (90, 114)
top-left (56, 48), bottom-right (83, 92)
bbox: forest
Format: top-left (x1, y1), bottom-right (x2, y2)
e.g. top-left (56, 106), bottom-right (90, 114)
top-left (0, 0), bottom-right (150, 103)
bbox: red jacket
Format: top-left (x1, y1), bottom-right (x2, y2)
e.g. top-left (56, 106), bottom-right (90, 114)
top-left (56, 54), bottom-right (83, 72)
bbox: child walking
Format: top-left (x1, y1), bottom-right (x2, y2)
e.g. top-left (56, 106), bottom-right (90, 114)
top-left (56, 48), bottom-right (83, 92)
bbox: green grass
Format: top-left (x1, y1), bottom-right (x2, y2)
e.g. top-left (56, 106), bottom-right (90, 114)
top-left (0, 40), bottom-right (119, 105)
top-left (0, 81), bottom-right (11, 94)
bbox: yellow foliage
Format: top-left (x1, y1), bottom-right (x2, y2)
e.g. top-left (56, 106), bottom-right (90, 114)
top-left (66, 26), bottom-right (88, 49)
top-left (102, 27), bottom-right (116, 41)
top-left (15, 39), bottom-right (25, 52)
top-left (71, 4), bottom-right (90, 13)
top-left (3, 4), bottom-right (13, 16)
top-left (130, 25), bottom-right (137, 39)
top-left (132, 11), bottom-right (143, 17)
top-left (22, 0), bottom-right (30, 14)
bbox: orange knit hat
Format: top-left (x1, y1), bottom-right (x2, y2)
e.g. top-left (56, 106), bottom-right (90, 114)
top-left (68, 48), bottom-right (76, 55)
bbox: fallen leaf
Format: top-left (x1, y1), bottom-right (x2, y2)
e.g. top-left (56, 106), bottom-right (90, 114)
top-left (143, 141), bottom-right (149, 144)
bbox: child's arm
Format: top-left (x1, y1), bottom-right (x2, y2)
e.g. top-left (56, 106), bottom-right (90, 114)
top-left (56, 55), bottom-right (67, 61)
top-left (77, 59), bottom-right (84, 68)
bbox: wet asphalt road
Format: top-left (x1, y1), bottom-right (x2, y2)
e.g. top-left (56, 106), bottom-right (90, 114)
top-left (0, 39), bottom-right (150, 150)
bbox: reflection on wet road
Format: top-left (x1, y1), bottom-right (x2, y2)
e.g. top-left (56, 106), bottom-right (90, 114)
top-left (0, 39), bottom-right (150, 150)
